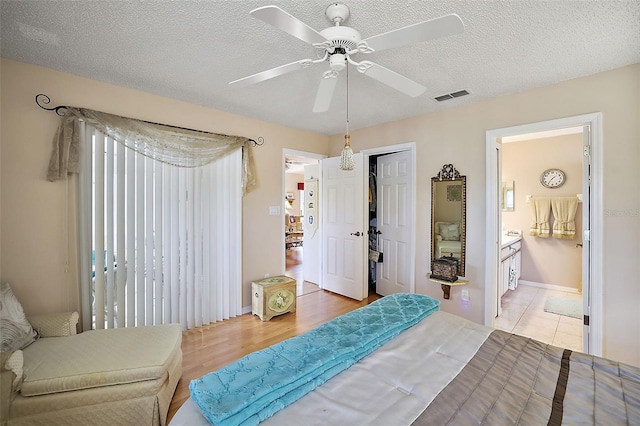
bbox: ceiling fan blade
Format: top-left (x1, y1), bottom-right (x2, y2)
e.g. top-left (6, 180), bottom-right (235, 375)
top-left (229, 60), bottom-right (311, 87)
top-left (357, 61), bottom-right (426, 97)
top-left (362, 14), bottom-right (464, 52)
top-left (250, 5), bottom-right (328, 46)
top-left (312, 71), bottom-right (338, 112)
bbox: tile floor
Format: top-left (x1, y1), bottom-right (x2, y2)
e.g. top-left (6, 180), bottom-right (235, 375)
top-left (495, 284), bottom-right (583, 352)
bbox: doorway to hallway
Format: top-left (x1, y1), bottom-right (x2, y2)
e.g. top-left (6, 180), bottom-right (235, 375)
top-left (283, 149), bottom-right (325, 296)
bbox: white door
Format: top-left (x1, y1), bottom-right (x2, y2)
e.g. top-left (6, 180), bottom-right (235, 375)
top-left (303, 164), bottom-right (321, 285)
top-left (321, 154), bottom-right (366, 300)
top-left (376, 151), bottom-right (412, 296)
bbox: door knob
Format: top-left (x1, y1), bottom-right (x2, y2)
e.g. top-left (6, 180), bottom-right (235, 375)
top-left (350, 231), bottom-right (362, 237)
top-left (374, 230), bottom-right (382, 235)
top-left (576, 243), bottom-right (583, 248)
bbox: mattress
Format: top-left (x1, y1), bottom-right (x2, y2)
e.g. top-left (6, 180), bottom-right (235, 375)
top-left (172, 310), bottom-right (491, 425)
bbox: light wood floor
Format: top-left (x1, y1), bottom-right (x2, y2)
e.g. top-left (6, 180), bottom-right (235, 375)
top-left (167, 287), bottom-right (381, 422)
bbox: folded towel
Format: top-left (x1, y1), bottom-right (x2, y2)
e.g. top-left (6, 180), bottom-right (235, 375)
top-left (508, 256), bottom-right (517, 290)
top-left (551, 197), bottom-right (579, 239)
top-left (529, 197), bottom-right (551, 237)
top-left (190, 293), bottom-right (440, 426)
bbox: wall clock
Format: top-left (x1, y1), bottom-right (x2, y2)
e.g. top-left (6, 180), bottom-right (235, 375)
top-left (540, 168), bottom-right (566, 188)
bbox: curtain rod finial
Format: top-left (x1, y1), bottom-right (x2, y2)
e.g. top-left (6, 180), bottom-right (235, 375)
top-left (35, 93), bottom-right (68, 116)
top-left (250, 136), bottom-right (264, 147)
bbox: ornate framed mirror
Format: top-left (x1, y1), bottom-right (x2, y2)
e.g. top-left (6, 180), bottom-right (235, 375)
top-left (431, 164), bottom-right (467, 277)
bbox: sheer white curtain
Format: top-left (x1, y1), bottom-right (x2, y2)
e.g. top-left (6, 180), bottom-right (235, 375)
top-left (77, 122), bottom-right (242, 331)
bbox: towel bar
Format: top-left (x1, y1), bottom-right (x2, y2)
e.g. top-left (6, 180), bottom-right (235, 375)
top-left (526, 194), bottom-right (582, 203)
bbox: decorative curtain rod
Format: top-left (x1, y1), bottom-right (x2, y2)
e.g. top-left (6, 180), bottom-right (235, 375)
top-left (35, 93), bottom-right (264, 147)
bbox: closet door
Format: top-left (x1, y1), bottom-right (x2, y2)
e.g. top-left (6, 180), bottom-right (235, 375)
top-left (376, 151), bottom-right (412, 296)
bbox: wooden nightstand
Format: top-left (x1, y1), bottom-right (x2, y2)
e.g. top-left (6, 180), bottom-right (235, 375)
top-left (252, 275), bottom-right (297, 321)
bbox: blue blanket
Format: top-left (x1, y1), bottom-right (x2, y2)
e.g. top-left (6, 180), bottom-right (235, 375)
top-left (190, 293), bottom-right (440, 425)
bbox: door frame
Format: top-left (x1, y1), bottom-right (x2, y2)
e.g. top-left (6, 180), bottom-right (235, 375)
top-left (484, 113), bottom-right (603, 356)
top-left (363, 142), bottom-right (417, 294)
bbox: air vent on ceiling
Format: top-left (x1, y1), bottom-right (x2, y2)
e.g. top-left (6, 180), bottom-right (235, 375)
top-left (434, 90), bottom-right (470, 102)
top-left (17, 22), bottom-right (60, 46)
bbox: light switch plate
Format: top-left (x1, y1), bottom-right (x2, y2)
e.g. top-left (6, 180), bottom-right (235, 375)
top-left (461, 289), bottom-right (470, 301)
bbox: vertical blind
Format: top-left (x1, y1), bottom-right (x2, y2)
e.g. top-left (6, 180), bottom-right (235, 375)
top-left (78, 122), bottom-right (242, 331)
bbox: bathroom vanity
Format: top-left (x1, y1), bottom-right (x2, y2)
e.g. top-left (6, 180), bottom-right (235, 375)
top-left (500, 235), bottom-right (522, 296)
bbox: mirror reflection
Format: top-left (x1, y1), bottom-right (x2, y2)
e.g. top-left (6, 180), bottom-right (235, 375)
top-left (502, 181), bottom-right (515, 211)
top-left (431, 164), bottom-right (466, 276)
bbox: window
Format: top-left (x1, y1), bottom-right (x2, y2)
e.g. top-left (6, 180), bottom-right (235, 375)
top-left (80, 125), bottom-right (242, 330)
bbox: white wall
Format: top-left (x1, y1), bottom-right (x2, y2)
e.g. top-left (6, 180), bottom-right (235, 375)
top-left (2, 57), bottom-right (638, 367)
top-left (284, 172), bottom-right (303, 215)
top-left (0, 58), bottom-right (329, 316)
top-left (328, 64), bottom-right (640, 367)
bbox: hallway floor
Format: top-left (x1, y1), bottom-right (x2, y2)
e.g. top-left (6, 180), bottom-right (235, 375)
top-left (495, 284), bottom-right (583, 352)
top-left (285, 247), bottom-right (321, 296)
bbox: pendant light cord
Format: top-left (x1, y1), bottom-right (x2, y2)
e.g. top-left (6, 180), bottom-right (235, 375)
top-left (346, 65), bottom-right (349, 135)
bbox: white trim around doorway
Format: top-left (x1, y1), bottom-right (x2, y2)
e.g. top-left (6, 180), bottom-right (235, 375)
top-left (484, 113), bottom-right (603, 357)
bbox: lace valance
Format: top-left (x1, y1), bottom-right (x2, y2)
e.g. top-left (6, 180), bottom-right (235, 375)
top-left (46, 106), bottom-right (257, 194)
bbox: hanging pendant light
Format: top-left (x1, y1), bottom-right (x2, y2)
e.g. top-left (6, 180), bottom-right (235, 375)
top-left (340, 66), bottom-right (355, 171)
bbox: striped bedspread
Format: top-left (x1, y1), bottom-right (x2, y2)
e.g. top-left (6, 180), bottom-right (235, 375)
top-left (412, 329), bottom-right (640, 425)
top-left (190, 293), bottom-right (440, 426)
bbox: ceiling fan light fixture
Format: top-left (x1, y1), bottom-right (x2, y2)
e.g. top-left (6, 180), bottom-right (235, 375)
top-left (329, 53), bottom-right (347, 71)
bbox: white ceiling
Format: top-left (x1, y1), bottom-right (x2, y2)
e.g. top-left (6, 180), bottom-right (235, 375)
top-left (2, 1), bottom-right (638, 136)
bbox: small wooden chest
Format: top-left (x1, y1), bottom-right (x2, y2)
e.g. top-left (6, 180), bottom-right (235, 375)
top-left (252, 275), bottom-right (297, 321)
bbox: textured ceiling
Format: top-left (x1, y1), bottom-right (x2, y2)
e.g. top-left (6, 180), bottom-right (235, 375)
top-left (2, 1), bottom-right (639, 135)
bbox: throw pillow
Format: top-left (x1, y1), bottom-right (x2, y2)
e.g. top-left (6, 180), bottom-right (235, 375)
top-left (439, 223), bottom-right (460, 241)
top-left (0, 283), bottom-right (38, 352)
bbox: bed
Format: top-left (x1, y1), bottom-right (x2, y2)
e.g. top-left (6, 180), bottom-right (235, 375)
top-left (171, 293), bottom-right (640, 426)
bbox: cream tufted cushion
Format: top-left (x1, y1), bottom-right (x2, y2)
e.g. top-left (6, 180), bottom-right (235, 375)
top-left (21, 324), bottom-right (181, 397)
top-left (28, 312), bottom-right (79, 337)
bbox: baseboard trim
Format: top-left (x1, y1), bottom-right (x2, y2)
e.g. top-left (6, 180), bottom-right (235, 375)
top-left (518, 280), bottom-right (581, 294)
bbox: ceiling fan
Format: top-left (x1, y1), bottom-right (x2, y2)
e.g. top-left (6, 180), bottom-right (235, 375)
top-left (285, 156), bottom-right (313, 172)
top-left (284, 156), bottom-right (300, 169)
top-left (229, 3), bottom-right (464, 112)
